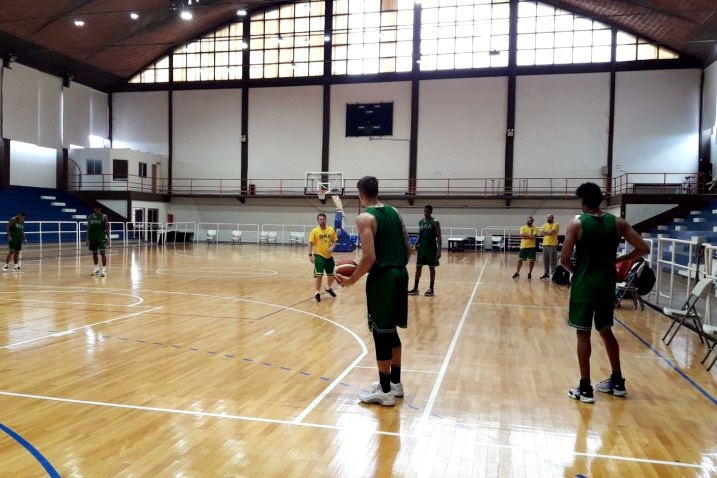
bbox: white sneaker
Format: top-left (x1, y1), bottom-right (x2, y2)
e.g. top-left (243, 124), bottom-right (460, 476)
top-left (358, 383), bottom-right (395, 406)
top-left (12, 265), bottom-right (21, 271)
top-left (2, 265), bottom-right (8, 272)
top-left (100, 271), bottom-right (107, 277)
top-left (372, 381), bottom-right (404, 397)
top-left (91, 269), bottom-right (100, 276)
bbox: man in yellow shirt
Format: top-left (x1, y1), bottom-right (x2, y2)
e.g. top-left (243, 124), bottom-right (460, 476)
top-left (540, 214), bottom-right (560, 279)
top-left (512, 216), bottom-right (538, 279)
top-left (309, 213), bottom-right (338, 302)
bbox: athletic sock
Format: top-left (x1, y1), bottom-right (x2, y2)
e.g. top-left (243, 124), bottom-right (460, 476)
top-left (379, 372), bottom-right (392, 393)
top-left (391, 366), bottom-right (401, 384)
top-left (611, 370), bottom-right (623, 382)
top-left (579, 378), bottom-right (591, 391)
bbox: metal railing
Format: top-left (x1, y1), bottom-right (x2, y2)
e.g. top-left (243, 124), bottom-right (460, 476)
top-left (65, 172), bottom-right (708, 198)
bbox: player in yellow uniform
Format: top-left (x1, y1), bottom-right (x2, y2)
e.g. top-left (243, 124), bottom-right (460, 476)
top-left (309, 213), bottom-right (338, 302)
top-left (540, 214), bottom-right (560, 279)
top-left (512, 216), bottom-right (538, 279)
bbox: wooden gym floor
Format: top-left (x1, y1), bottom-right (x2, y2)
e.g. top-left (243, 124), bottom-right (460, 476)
top-left (0, 244), bottom-right (715, 477)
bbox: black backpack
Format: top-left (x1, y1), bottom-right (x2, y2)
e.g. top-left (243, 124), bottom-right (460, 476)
top-left (635, 263), bottom-right (656, 296)
top-left (552, 265), bottom-right (571, 286)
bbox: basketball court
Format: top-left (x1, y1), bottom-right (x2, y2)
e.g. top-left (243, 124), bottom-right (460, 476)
top-left (0, 244), bottom-right (715, 476)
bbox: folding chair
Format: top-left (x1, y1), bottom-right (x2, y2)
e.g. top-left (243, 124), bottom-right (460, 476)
top-left (206, 229), bottom-right (217, 244)
top-left (491, 236), bottom-right (504, 252)
top-left (661, 278), bottom-right (712, 346)
top-left (702, 324), bottom-right (717, 371)
top-left (230, 230), bottom-right (242, 245)
top-left (614, 261), bottom-right (646, 310)
top-left (475, 236), bottom-right (485, 251)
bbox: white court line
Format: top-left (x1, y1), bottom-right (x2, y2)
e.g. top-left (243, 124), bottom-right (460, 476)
top-left (0, 307), bottom-right (162, 350)
top-left (353, 365), bottom-right (438, 374)
top-left (0, 290), bottom-right (145, 307)
top-left (420, 256), bottom-right (490, 429)
top-left (19, 284), bottom-right (369, 424)
top-left (0, 390), bottom-right (701, 470)
top-left (472, 301), bottom-right (567, 309)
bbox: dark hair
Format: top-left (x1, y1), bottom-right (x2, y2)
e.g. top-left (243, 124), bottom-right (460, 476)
top-left (424, 205), bottom-right (433, 213)
top-left (18, 211), bottom-right (26, 216)
top-left (357, 176), bottom-right (379, 199)
top-left (576, 182), bottom-right (603, 209)
top-left (317, 213), bottom-right (326, 219)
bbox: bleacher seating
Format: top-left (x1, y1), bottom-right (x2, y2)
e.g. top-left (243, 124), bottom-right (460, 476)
top-left (0, 186), bottom-right (93, 244)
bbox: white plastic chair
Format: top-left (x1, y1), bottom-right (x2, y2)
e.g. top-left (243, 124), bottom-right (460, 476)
top-left (231, 230), bottom-right (242, 245)
top-left (475, 236), bottom-right (485, 251)
top-left (206, 229), bottom-right (217, 244)
top-left (288, 231), bottom-right (305, 247)
top-left (491, 236), bottom-right (504, 252)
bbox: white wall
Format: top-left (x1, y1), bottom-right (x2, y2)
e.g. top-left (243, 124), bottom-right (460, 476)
top-left (624, 203), bottom-right (675, 225)
top-left (2, 64), bottom-right (62, 149)
top-left (69, 148), bottom-right (164, 192)
top-left (704, 61), bottom-right (717, 165)
top-left (417, 77), bottom-right (507, 185)
top-left (173, 89), bottom-right (242, 183)
top-left (515, 73), bottom-right (610, 180)
top-left (329, 82), bottom-right (412, 183)
top-left (10, 141), bottom-right (56, 188)
top-left (132, 200), bottom-right (169, 224)
top-left (614, 69), bottom-right (700, 175)
top-left (113, 91), bottom-right (168, 155)
top-left (249, 86), bottom-right (323, 179)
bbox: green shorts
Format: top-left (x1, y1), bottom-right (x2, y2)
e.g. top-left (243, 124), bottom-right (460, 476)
top-left (366, 267), bottom-right (409, 332)
top-left (8, 239), bottom-right (22, 252)
top-left (89, 239), bottom-right (107, 252)
top-left (416, 246), bottom-right (439, 267)
top-left (568, 300), bottom-right (614, 331)
top-left (313, 255), bottom-right (335, 277)
top-left (518, 247), bottom-right (536, 261)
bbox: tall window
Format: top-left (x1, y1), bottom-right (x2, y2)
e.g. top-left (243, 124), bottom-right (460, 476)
top-left (173, 23), bottom-right (245, 82)
top-left (516, 1), bottom-right (677, 65)
top-left (113, 159), bottom-right (128, 181)
top-left (332, 0), bottom-right (415, 75)
top-left (87, 159), bottom-right (102, 175)
top-left (419, 0), bottom-right (510, 71)
top-left (249, 1), bottom-right (326, 79)
top-left (129, 56), bottom-right (170, 84)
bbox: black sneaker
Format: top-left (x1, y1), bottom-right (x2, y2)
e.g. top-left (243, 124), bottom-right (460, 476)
top-left (540, 274), bottom-right (550, 279)
top-left (568, 385), bottom-right (595, 403)
top-left (596, 378), bottom-right (627, 397)
top-left (512, 273), bottom-right (519, 279)
top-left (325, 288), bottom-right (337, 298)
top-left (424, 289), bottom-right (434, 297)
top-left (314, 293), bottom-right (321, 302)
top-left (407, 289), bottom-right (419, 295)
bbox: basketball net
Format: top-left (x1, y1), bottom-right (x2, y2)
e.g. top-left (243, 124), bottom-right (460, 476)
top-left (317, 186), bottom-right (328, 201)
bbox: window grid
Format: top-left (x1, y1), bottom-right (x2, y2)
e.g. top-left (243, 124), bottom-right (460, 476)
top-left (331, 0), bottom-right (415, 75)
top-left (130, 0), bottom-right (681, 83)
top-left (419, 0), bottom-right (511, 71)
top-left (249, 1), bottom-right (326, 79)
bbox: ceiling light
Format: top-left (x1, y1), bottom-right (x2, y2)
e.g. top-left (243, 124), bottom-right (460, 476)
top-left (74, 19), bottom-right (85, 27)
top-left (277, 35), bottom-right (286, 45)
top-left (180, 10), bottom-right (193, 20)
top-left (323, 35), bottom-right (331, 42)
top-left (241, 41), bottom-right (248, 49)
top-left (130, 12), bottom-right (139, 20)
top-left (236, 9), bottom-right (247, 17)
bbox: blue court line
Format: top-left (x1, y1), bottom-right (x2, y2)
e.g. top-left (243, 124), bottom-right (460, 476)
top-left (0, 422), bottom-right (60, 477)
top-left (615, 317), bottom-right (717, 406)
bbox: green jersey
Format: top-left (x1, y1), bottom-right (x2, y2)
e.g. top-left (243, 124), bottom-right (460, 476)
top-left (364, 205), bottom-right (408, 271)
top-left (570, 213), bottom-right (620, 303)
top-left (418, 217), bottom-right (438, 248)
top-left (88, 213), bottom-right (107, 242)
top-left (9, 219), bottom-right (24, 241)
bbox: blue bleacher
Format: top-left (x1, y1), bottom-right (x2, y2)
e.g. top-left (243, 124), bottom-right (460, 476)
top-left (0, 186), bottom-right (93, 244)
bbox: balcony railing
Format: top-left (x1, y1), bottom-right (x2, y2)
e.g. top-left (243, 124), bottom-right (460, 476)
top-left (68, 172), bottom-right (706, 198)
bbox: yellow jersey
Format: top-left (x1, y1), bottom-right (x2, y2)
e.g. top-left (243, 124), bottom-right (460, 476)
top-left (520, 225), bottom-right (538, 249)
top-left (541, 222), bottom-right (560, 246)
top-left (309, 226), bottom-right (337, 258)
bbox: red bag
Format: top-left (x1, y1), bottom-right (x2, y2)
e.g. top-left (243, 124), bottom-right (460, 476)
top-left (615, 259), bottom-right (636, 282)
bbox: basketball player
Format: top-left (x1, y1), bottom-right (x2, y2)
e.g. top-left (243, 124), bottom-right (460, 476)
top-left (337, 176), bottom-right (411, 406)
top-left (561, 182), bottom-right (649, 403)
top-left (309, 213), bottom-right (337, 302)
top-left (512, 216), bottom-right (538, 279)
top-left (408, 205), bottom-right (441, 296)
top-left (3, 212), bottom-right (26, 272)
top-left (87, 205), bottom-right (109, 277)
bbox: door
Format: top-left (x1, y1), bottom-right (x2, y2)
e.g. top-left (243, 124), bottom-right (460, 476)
top-left (151, 164), bottom-right (157, 193)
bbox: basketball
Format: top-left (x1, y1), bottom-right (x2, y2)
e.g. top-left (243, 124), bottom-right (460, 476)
top-left (335, 259), bottom-right (358, 278)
